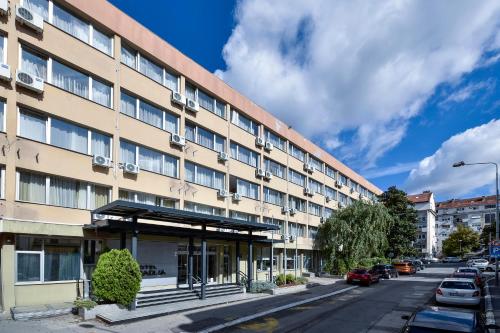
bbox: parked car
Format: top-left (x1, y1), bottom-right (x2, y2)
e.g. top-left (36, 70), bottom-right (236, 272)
top-left (468, 259), bottom-right (489, 271)
top-left (457, 267), bottom-right (483, 280)
top-left (412, 260), bottom-right (425, 271)
top-left (372, 264), bottom-right (399, 279)
top-left (436, 278), bottom-right (481, 306)
top-left (400, 307), bottom-right (490, 333)
top-left (422, 257), bottom-right (439, 264)
top-left (451, 272), bottom-right (483, 288)
top-left (485, 262), bottom-right (498, 272)
top-left (346, 268), bottom-right (380, 286)
top-left (394, 262), bottom-right (417, 275)
top-left (443, 256), bottom-right (461, 263)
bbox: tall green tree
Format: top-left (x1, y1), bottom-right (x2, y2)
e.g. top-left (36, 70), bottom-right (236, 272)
top-left (443, 225), bottom-right (481, 257)
top-left (480, 223), bottom-right (495, 248)
top-left (315, 200), bottom-right (393, 274)
top-left (378, 186), bottom-right (418, 258)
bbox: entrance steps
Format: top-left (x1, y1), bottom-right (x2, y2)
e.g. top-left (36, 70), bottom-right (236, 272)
top-left (136, 284), bottom-right (244, 308)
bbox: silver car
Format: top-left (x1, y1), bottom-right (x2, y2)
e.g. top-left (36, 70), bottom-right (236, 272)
top-left (436, 278), bottom-right (480, 306)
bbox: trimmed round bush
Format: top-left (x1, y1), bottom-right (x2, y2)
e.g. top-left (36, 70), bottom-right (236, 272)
top-left (285, 274), bottom-right (295, 284)
top-left (92, 249), bottom-right (142, 306)
top-left (275, 274), bottom-right (286, 286)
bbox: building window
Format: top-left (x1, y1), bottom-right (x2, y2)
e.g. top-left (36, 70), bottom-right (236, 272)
top-left (18, 109), bottom-right (112, 158)
top-left (308, 156), bottom-right (323, 173)
top-left (309, 227), bottom-right (318, 239)
top-left (119, 189), bottom-right (177, 208)
top-left (289, 195), bottom-right (306, 212)
top-left (230, 210), bottom-right (259, 223)
top-left (256, 247), bottom-right (278, 271)
top-left (16, 236), bottom-right (81, 283)
top-left (185, 161), bottom-right (225, 190)
top-left (308, 178), bottom-right (323, 195)
top-left (308, 202), bottom-right (322, 216)
top-left (121, 44), bottom-right (179, 91)
top-left (17, 170), bottom-right (110, 209)
top-left (323, 207), bottom-right (334, 218)
top-left (0, 35), bottom-right (7, 64)
top-left (119, 140), bottom-right (178, 177)
top-left (186, 83), bottom-right (225, 118)
top-left (288, 169), bottom-right (305, 187)
top-left (289, 144), bottom-right (305, 162)
top-left (120, 91), bottom-right (179, 134)
top-left (230, 142), bottom-right (259, 167)
top-left (263, 217), bottom-right (284, 234)
top-left (263, 187), bottom-right (285, 206)
top-left (231, 110), bottom-right (258, 136)
top-left (184, 202), bottom-right (225, 216)
top-left (20, 47), bottom-right (47, 80)
top-left (185, 122), bottom-right (226, 152)
top-left (23, 0), bottom-right (114, 56)
top-left (264, 129), bottom-right (285, 151)
top-left (339, 192), bottom-right (347, 205)
top-left (326, 166), bottom-right (336, 179)
top-left (339, 173), bottom-right (347, 186)
top-left (325, 186), bottom-right (337, 200)
top-left (264, 158), bottom-right (286, 179)
top-left (229, 176), bottom-right (259, 200)
top-left (288, 222), bottom-right (305, 237)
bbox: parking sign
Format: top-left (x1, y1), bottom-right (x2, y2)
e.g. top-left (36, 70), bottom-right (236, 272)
top-left (491, 245), bottom-right (500, 258)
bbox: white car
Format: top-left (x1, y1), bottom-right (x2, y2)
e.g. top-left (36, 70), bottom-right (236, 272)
top-left (436, 278), bottom-right (481, 306)
top-left (467, 259), bottom-right (488, 270)
top-left (485, 262), bottom-right (498, 272)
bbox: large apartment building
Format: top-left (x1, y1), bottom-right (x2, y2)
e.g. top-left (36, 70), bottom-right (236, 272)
top-left (0, 0), bottom-right (381, 310)
top-left (407, 191), bottom-right (437, 257)
top-left (436, 195), bottom-right (497, 255)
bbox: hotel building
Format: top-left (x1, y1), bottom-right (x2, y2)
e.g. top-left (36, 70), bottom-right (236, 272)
top-left (0, 0), bottom-right (381, 310)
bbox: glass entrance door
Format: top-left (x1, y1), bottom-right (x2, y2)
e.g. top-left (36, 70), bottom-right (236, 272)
top-left (223, 245), bottom-right (231, 283)
top-left (177, 252), bottom-right (188, 285)
top-left (177, 244), bottom-right (217, 285)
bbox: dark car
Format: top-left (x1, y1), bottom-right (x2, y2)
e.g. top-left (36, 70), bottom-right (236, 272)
top-left (346, 268), bottom-right (380, 286)
top-left (405, 259), bottom-right (425, 271)
top-left (372, 264), bottom-right (399, 279)
top-left (401, 307), bottom-right (490, 333)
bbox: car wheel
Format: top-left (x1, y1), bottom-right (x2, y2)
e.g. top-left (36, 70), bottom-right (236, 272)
top-left (486, 267), bottom-right (493, 272)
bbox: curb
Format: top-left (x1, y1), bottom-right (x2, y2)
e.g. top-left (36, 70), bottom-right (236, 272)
top-left (198, 285), bottom-right (358, 333)
top-left (485, 277), bottom-right (495, 330)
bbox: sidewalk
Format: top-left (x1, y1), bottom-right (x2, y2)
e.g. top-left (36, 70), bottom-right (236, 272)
top-left (487, 278), bottom-right (500, 331)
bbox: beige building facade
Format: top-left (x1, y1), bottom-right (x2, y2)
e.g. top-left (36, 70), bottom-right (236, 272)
top-left (0, 0), bottom-right (381, 310)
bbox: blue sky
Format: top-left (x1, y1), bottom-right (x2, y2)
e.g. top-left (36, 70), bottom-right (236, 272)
top-left (109, 0), bottom-right (500, 202)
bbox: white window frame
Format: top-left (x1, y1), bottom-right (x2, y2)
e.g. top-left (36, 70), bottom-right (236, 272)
top-left (1, 35), bottom-right (7, 64)
top-left (0, 100), bottom-right (6, 133)
top-left (15, 250), bottom-right (44, 284)
top-left (0, 167), bottom-right (5, 199)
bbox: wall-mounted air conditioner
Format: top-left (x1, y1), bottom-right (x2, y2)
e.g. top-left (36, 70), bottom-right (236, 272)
top-left (264, 171), bottom-right (273, 180)
top-left (186, 98), bottom-right (199, 112)
top-left (304, 187), bottom-right (313, 196)
top-left (325, 195), bottom-right (332, 203)
top-left (304, 163), bottom-right (314, 173)
top-left (171, 92), bottom-right (186, 106)
top-left (281, 206), bottom-right (289, 214)
top-left (289, 208), bottom-right (297, 215)
top-left (264, 141), bottom-right (274, 151)
top-left (255, 137), bottom-right (265, 147)
top-left (255, 168), bottom-right (265, 178)
top-left (233, 193), bottom-right (242, 201)
top-left (0, 64), bottom-right (11, 81)
top-left (170, 134), bottom-right (186, 147)
top-left (0, 0), bottom-right (8, 16)
top-left (123, 163), bottom-right (139, 174)
top-left (218, 189), bottom-right (230, 198)
top-left (16, 5), bottom-right (44, 33)
top-left (218, 151), bottom-right (229, 162)
top-left (92, 155), bottom-right (112, 168)
top-left (16, 70), bottom-right (44, 94)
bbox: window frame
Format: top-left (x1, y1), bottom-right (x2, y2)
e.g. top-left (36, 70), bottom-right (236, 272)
top-left (264, 128), bottom-right (286, 151)
top-left (185, 83), bottom-right (226, 118)
top-left (184, 161), bottom-right (226, 191)
top-left (230, 141), bottom-right (260, 168)
top-left (185, 121), bottom-right (226, 153)
top-left (231, 109), bottom-right (259, 136)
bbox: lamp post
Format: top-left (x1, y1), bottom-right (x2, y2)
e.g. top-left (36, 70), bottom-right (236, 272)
top-left (453, 161), bottom-right (499, 285)
top-left (459, 239), bottom-right (462, 256)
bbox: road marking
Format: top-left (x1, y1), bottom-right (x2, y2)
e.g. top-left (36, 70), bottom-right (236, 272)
top-left (198, 285), bottom-right (358, 333)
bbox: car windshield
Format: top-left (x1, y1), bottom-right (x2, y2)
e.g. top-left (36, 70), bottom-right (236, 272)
top-left (458, 269), bottom-right (477, 274)
top-left (353, 269), bottom-right (367, 274)
top-left (475, 259), bottom-right (487, 263)
top-left (440, 281), bottom-right (475, 289)
top-left (452, 274), bottom-right (475, 279)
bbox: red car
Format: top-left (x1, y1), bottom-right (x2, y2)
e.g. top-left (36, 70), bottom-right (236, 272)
top-left (346, 268), bottom-right (380, 286)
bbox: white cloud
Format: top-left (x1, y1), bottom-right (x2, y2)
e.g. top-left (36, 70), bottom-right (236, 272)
top-left (440, 79), bottom-right (496, 105)
top-left (364, 161), bottom-right (419, 179)
top-left (215, 0), bottom-right (500, 167)
top-left (405, 119), bottom-right (500, 197)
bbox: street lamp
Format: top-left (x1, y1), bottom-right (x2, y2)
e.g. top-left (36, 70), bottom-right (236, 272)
top-left (453, 160), bottom-right (499, 285)
top-left (459, 239), bottom-right (463, 255)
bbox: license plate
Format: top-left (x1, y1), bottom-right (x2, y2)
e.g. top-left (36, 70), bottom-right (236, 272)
top-left (353, 279), bottom-right (360, 282)
top-left (449, 292), bottom-right (463, 297)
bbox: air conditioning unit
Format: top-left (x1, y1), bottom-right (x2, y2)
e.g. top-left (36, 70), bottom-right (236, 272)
top-left (255, 168), bottom-right (265, 178)
top-left (0, 64), bottom-right (11, 81)
top-left (335, 180), bottom-right (342, 188)
top-left (92, 155), bottom-right (112, 168)
top-left (170, 134), bottom-right (186, 147)
top-left (359, 193), bottom-right (363, 200)
top-left (232, 193), bottom-right (242, 201)
top-left (16, 70), bottom-right (44, 94)
top-left (325, 195), bottom-right (332, 203)
top-left (186, 98), bottom-right (199, 112)
top-left (289, 235), bottom-right (296, 242)
top-left (264, 141), bottom-right (274, 151)
top-left (255, 137), bottom-right (265, 147)
top-left (289, 208), bottom-right (297, 215)
top-left (15, 5), bottom-right (44, 33)
top-left (281, 206), bottom-right (289, 214)
top-left (304, 163), bottom-right (314, 173)
top-left (123, 163), bottom-right (139, 174)
top-left (320, 217), bottom-right (325, 223)
top-left (218, 151), bottom-right (229, 162)
top-left (218, 189), bottom-right (230, 198)
top-left (281, 234), bottom-right (288, 240)
top-left (0, 0), bottom-right (7, 15)
top-left (171, 92), bottom-right (186, 106)
top-left (304, 187), bottom-right (313, 196)
top-left (350, 188), bottom-right (355, 194)
top-left (264, 171), bottom-right (273, 180)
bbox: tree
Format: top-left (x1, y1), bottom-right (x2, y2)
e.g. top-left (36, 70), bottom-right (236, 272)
top-left (480, 223), bottom-right (495, 249)
top-left (378, 186), bottom-right (418, 258)
top-left (443, 225), bottom-right (480, 257)
top-left (315, 200), bottom-right (393, 274)
top-left (92, 249), bottom-right (142, 306)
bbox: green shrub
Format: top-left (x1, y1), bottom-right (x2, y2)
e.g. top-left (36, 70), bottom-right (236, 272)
top-left (92, 249), bottom-right (142, 306)
top-left (296, 277), bottom-right (308, 285)
top-left (74, 298), bottom-right (97, 310)
top-left (275, 274), bottom-right (286, 286)
top-left (249, 281), bottom-right (277, 293)
top-left (285, 274), bottom-right (295, 284)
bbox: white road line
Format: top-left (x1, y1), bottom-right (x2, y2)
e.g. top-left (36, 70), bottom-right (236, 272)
top-left (198, 285), bottom-right (359, 333)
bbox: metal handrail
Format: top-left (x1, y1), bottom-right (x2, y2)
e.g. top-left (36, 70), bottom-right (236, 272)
top-left (237, 271), bottom-right (248, 286)
top-left (191, 275), bottom-right (202, 284)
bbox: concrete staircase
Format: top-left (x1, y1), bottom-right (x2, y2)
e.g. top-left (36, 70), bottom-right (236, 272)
top-left (136, 284), bottom-right (244, 308)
